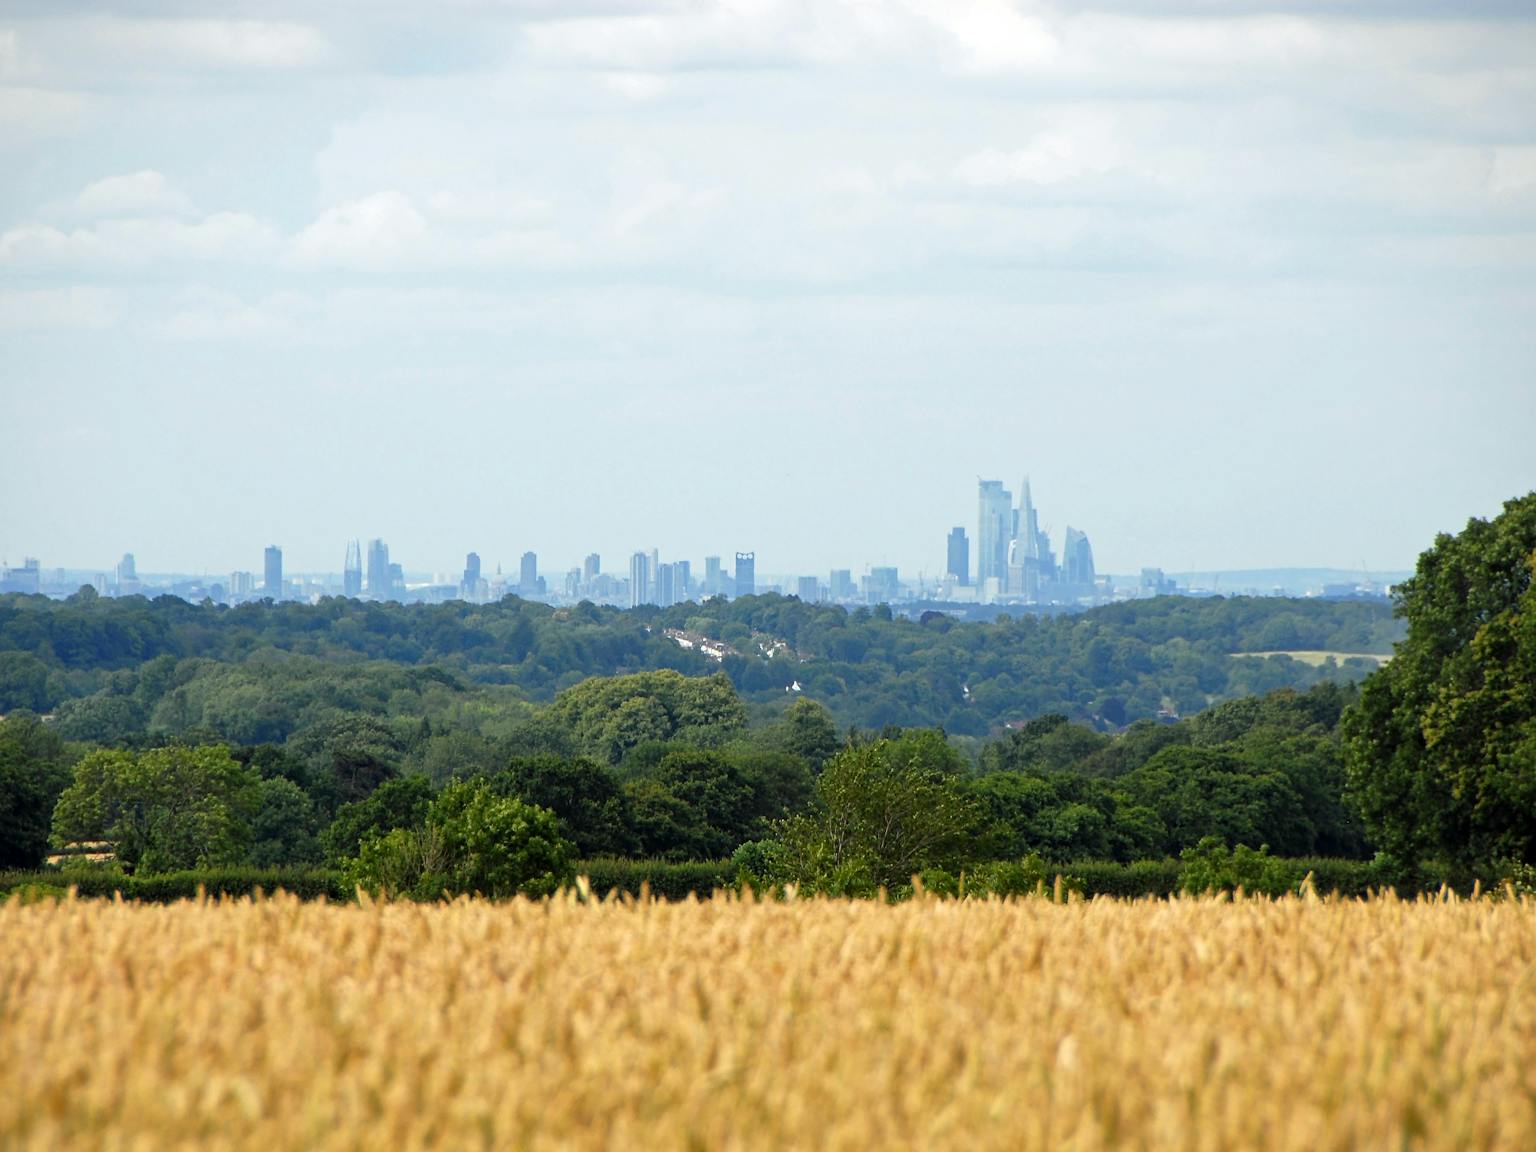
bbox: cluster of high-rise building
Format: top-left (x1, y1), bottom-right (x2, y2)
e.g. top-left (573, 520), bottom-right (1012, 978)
top-left (943, 479), bottom-right (1104, 605)
top-left (3, 477), bottom-right (1198, 610)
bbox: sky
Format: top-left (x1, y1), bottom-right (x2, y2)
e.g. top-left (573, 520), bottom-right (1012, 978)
top-left (2, 0), bottom-right (1533, 582)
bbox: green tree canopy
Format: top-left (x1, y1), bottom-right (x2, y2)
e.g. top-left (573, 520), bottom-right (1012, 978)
top-left (51, 743), bottom-right (260, 872)
top-left (774, 738), bottom-right (978, 892)
top-left (1345, 492), bottom-right (1536, 870)
top-left (0, 711), bottom-right (72, 868)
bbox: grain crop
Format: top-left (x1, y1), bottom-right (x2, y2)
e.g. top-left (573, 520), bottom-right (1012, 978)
top-left (3, 889), bottom-right (1535, 1151)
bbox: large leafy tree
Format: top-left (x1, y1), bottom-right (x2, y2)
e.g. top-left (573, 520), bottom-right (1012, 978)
top-left (0, 711), bottom-right (72, 868)
top-left (1344, 492), bottom-right (1536, 869)
top-left (774, 737), bottom-right (977, 892)
top-left (348, 779), bottom-right (571, 899)
top-left (51, 743), bottom-right (261, 872)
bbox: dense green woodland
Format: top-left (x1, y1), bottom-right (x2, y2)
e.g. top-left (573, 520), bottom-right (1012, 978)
top-left (0, 590), bottom-right (1397, 743)
top-left (2, 494), bottom-right (1532, 898)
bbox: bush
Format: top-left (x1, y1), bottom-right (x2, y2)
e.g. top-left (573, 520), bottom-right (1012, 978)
top-left (347, 779), bottom-right (573, 901)
top-left (1068, 859), bottom-right (1183, 899)
top-left (968, 855), bottom-right (1083, 900)
top-left (1179, 839), bottom-right (1304, 897)
top-left (0, 867), bottom-right (350, 902)
top-left (576, 858), bottom-right (732, 901)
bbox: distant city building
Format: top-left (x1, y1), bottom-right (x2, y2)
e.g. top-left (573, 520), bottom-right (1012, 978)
top-left (829, 569), bottom-right (854, 601)
top-left (0, 558), bottom-right (40, 595)
top-left (264, 546), bottom-right (283, 601)
top-left (629, 551), bottom-right (650, 608)
top-left (1007, 478), bottom-right (1044, 599)
top-left (1141, 567), bottom-right (1176, 597)
top-left (229, 571), bottom-right (254, 600)
top-left (734, 552), bottom-right (755, 598)
top-left (1063, 527), bottom-right (1095, 587)
top-left (795, 576), bottom-right (819, 602)
top-left (116, 552), bottom-right (139, 596)
top-left (977, 480), bottom-right (1012, 589)
top-left (864, 566), bottom-right (899, 604)
top-left (946, 526), bottom-right (969, 586)
top-left (366, 539), bottom-right (390, 599)
top-left (519, 551), bottom-right (539, 597)
top-left (387, 562), bottom-right (405, 600)
top-left (344, 540), bottom-right (362, 598)
top-left (656, 562), bottom-right (676, 608)
top-left (564, 568), bottom-right (581, 599)
top-left (462, 552), bottom-right (481, 601)
top-left (674, 560), bottom-right (691, 602)
top-left (704, 556), bottom-right (723, 597)
top-left (583, 553), bottom-right (601, 587)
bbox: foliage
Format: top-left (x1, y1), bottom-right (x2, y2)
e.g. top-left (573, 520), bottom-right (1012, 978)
top-left (1344, 492), bottom-right (1536, 868)
top-left (773, 736), bottom-right (978, 892)
top-left (493, 755), bottom-right (636, 857)
top-left (50, 744), bottom-right (260, 873)
top-left (548, 670), bottom-right (747, 763)
top-left (1177, 837), bottom-right (1304, 897)
top-left (347, 779), bottom-right (572, 900)
top-left (574, 857), bottom-right (734, 901)
top-left (0, 590), bottom-right (1398, 741)
top-left (0, 867), bottom-right (349, 902)
top-left (0, 711), bottom-right (73, 868)
top-left (248, 777), bottom-right (324, 868)
top-left (321, 775), bottom-right (435, 864)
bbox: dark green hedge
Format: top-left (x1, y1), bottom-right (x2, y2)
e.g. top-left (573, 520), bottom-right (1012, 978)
top-left (0, 867), bottom-right (351, 902)
top-left (575, 858), bottom-right (734, 901)
top-left (1065, 859), bottom-right (1184, 899)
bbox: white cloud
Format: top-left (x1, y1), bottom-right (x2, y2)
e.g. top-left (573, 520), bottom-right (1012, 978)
top-left (0, 213), bottom-right (279, 267)
top-left (954, 134), bottom-right (1118, 187)
top-left (157, 288), bottom-right (310, 341)
top-left (0, 85), bottom-right (89, 145)
top-left (75, 171), bottom-right (195, 218)
top-left (87, 19), bottom-right (333, 72)
top-left (0, 286), bottom-right (115, 331)
top-left (290, 191), bottom-right (429, 267)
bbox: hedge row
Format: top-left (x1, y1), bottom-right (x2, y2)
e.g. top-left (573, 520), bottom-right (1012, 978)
top-left (575, 858), bottom-right (735, 901)
top-left (0, 867), bottom-right (351, 903)
top-left (0, 857), bottom-right (1455, 905)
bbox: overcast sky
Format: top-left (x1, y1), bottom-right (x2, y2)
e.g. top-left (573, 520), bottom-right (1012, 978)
top-left (2, 1), bottom-right (1533, 581)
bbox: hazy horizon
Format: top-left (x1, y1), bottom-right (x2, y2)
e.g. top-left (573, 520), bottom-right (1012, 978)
top-left (3, 1), bottom-right (1533, 578)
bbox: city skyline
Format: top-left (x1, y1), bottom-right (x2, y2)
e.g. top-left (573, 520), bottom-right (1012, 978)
top-left (2, 3), bottom-right (1532, 579)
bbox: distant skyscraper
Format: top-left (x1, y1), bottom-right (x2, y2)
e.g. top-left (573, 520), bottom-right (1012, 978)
top-left (583, 553), bottom-right (601, 587)
top-left (115, 552), bottom-right (138, 595)
top-left (462, 552), bottom-right (481, 601)
top-left (1063, 527), bottom-right (1095, 587)
top-left (829, 569), bottom-right (853, 601)
top-left (629, 551), bottom-right (650, 608)
top-left (865, 566), bottom-right (899, 604)
top-left (674, 560), bottom-right (691, 602)
top-left (366, 539), bottom-right (389, 599)
top-left (519, 552), bottom-right (538, 596)
top-left (977, 480), bottom-right (1012, 588)
top-left (656, 562), bottom-right (676, 608)
top-left (387, 562), bottom-right (405, 600)
top-left (946, 526), bottom-right (969, 586)
top-left (734, 552), bottom-right (755, 598)
top-left (0, 558), bottom-right (40, 595)
top-left (344, 540), bottom-right (362, 598)
top-left (796, 576), bottom-right (819, 602)
top-left (704, 556), bottom-right (723, 597)
top-left (264, 545), bottom-right (283, 601)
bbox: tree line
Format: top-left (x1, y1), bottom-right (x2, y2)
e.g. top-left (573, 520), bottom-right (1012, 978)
top-left (2, 491), bottom-right (1531, 895)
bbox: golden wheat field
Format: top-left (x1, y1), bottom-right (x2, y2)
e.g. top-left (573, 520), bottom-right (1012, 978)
top-left (3, 890), bottom-right (1535, 1151)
